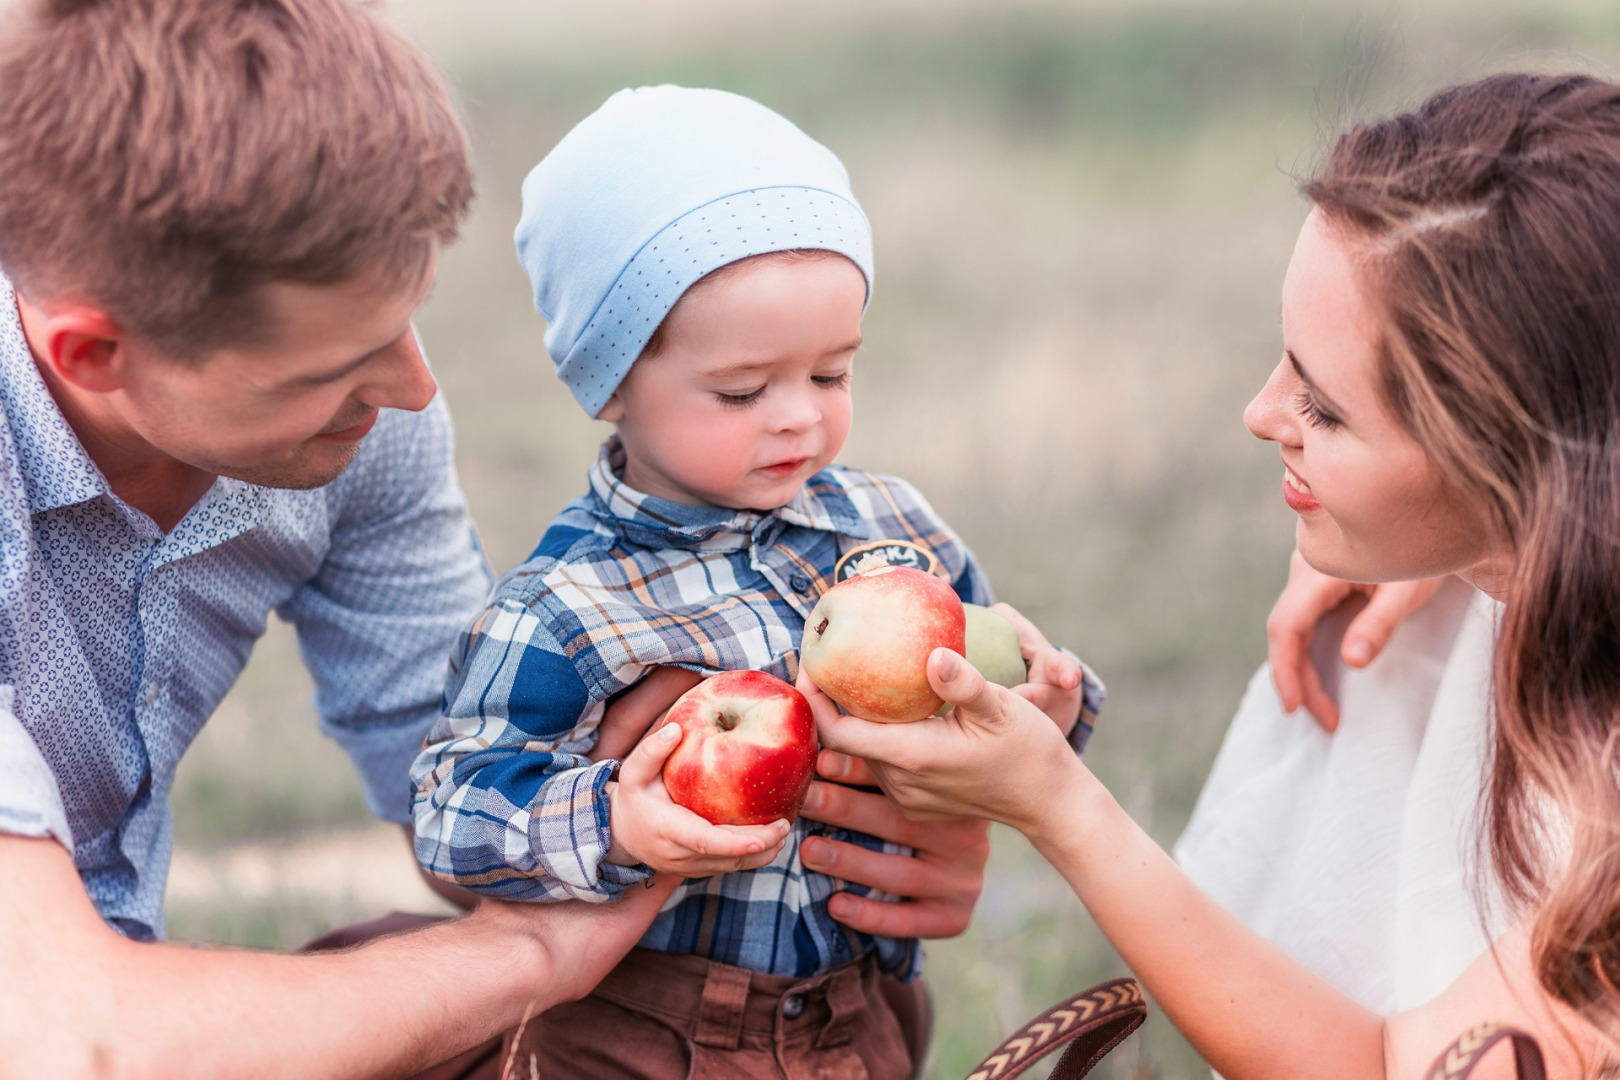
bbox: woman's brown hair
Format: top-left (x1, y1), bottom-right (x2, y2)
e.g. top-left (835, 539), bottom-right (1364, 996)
top-left (1306, 73), bottom-right (1620, 1054)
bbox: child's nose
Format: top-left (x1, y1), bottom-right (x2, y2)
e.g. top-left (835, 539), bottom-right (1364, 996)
top-left (768, 387), bottom-right (821, 433)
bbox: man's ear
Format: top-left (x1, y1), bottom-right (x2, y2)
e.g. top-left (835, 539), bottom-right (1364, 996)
top-left (18, 296), bottom-right (129, 394)
top-left (597, 389), bottom-right (626, 423)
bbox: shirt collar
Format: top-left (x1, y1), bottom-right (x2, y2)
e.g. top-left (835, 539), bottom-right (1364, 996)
top-left (585, 438), bottom-right (869, 550)
top-left (0, 276), bottom-right (107, 514)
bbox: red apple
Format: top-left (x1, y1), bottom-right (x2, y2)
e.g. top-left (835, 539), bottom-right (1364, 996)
top-left (659, 670), bottom-right (818, 826)
top-left (799, 564), bottom-right (967, 723)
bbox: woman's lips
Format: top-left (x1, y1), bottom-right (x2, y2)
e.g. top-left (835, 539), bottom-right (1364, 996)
top-left (316, 409), bottom-right (379, 443)
top-left (1283, 465), bottom-right (1321, 512)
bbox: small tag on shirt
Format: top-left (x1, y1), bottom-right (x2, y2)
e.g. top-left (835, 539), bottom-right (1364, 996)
top-left (834, 539), bottom-right (945, 582)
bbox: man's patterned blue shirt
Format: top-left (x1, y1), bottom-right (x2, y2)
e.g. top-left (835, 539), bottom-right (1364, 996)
top-left (0, 276), bottom-right (491, 939)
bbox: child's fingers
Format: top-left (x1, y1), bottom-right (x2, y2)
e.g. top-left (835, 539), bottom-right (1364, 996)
top-left (655, 809), bottom-right (789, 861)
top-left (615, 721), bottom-right (682, 789)
top-left (1025, 646), bottom-right (1081, 691)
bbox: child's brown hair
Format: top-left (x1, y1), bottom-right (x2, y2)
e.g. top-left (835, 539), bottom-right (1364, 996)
top-left (0, 0), bottom-right (474, 359)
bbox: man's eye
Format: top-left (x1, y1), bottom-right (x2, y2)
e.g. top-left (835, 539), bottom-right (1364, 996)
top-left (717, 387), bottom-right (765, 408)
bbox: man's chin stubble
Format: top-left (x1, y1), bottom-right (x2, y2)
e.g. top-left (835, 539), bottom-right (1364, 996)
top-left (217, 444), bottom-right (363, 491)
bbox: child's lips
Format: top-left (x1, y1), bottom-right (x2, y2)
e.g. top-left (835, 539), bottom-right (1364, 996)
top-left (760, 457), bottom-right (810, 478)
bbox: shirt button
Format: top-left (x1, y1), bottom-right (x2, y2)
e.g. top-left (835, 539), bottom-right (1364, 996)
top-left (142, 682), bottom-right (162, 705)
top-left (789, 574), bottom-right (811, 593)
top-left (781, 993), bottom-right (806, 1019)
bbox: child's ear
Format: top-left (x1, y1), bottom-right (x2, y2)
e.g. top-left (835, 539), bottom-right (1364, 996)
top-left (598, 390), bottom-right (626, 423)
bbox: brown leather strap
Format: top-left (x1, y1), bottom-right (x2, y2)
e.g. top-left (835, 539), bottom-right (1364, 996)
top-left (1425, 1023), bottom-right (1547, 1080)
top-left (961, 978), bottom-right (1146, 1080)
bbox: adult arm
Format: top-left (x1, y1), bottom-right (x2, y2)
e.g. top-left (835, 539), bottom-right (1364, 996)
top-left (806, 650), bottom-right (1593, 1079)
top-left (0, 833), bottom-right (676, 1080)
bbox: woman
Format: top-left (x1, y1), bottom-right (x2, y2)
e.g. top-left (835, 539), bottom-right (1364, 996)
top-left (802, 73), bottom-right (1620, 1078)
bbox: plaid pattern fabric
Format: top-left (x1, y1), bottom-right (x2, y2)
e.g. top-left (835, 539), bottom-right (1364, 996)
top-left (412, 440), bottom-right (1100, 978)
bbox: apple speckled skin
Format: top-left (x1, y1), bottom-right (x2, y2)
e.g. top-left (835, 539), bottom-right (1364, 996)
top-left (659, 670), bottom-right (819, 826)
top-left (799, 564), bottom-right (967, 722)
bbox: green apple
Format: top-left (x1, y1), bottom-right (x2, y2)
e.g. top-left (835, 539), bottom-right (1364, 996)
top-left (936, 604), bottom-right (1027, 715)
top-left (965, 603), bottom-right (1028, 688)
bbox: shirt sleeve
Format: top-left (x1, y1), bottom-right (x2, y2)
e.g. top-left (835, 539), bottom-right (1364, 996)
top-left (0, 686), bottom-right (72, 849)
top-left (410, 598), bottom-right (653, 902)
top-left (277, 394), bottom-right (493, 825)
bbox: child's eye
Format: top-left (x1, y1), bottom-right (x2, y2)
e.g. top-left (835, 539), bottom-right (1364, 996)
top-left (716, 387), bottom-right (766, 408)
top-left (812, 371), bottom-right (851, 389)
top-left (1293, 389), bottom-right (1341, 430)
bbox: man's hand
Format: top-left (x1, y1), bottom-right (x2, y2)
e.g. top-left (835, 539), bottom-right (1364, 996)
top-left (799, 750), bottom-right (989, 939)
top-left (604, 720), bottom-right (791, 876)
top-left (592, 666), bottom-right (704, 763)
top-left (989, 602), bottom-right (1087, 735)
top-left (1267, 549), bottom-right (1444, 732)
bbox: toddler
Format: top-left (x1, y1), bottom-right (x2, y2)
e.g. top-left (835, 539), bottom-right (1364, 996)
top-left (411, 86), bottom-right (1102, 1079)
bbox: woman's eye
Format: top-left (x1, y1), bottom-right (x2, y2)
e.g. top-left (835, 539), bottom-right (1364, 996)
top-left (716, 387), bottom-right (766, 408)
top-left (1293, 389), bottom-right (1341, 430)
top-left (812, 371), bottom-right (851, 389)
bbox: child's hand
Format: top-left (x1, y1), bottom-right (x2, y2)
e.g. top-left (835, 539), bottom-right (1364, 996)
top-left (987, 603), bottom-right (1088, 735)
top-left (604, 720), bottom-right (792, 876)
top-left (1267, 549), bottom-right (1445, 733)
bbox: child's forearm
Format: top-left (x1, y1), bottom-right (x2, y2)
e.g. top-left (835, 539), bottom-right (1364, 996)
top-left (1025, 761), bottom-right (1388, 1080)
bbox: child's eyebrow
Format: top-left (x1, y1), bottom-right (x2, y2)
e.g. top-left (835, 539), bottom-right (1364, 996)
top-left (699, 340), bottom-right (862, 380)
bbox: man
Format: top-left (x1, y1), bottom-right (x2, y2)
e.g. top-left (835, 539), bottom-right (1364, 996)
top-left (0, 1), bottom-right (986, 1076)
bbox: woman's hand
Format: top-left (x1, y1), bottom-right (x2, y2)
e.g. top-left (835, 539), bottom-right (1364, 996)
top-left (1267, 549), bottom-right (1444, 732)
top-left (798, 648), bottom-right (1088, 840)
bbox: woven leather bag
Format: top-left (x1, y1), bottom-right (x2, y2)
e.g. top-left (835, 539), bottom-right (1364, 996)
top-left (958, 984), bottom-right (1547, 1080)
top-left (1424, 1023), bottom-right (1546, 1080)
top-left (959, 978), bottom-right (1147, 1080)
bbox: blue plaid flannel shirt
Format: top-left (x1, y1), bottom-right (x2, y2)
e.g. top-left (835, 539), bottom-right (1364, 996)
top-left (412, 440), bottom-right (1102, 979)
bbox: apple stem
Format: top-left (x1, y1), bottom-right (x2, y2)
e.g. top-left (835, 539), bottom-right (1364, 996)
top-left (814, 618), bottom-right (828, 636)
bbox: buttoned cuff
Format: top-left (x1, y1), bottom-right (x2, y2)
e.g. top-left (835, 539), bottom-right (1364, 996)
top-left (1063, 650), bottom-right (1106, 757)
top-left (533, 759), bottom-right (654, 900)
top-left (0, 688), bottom-right (74, 851)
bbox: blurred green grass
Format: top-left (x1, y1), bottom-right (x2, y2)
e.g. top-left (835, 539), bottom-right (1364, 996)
top-left (166, 3), bottom-right (1620, 1076)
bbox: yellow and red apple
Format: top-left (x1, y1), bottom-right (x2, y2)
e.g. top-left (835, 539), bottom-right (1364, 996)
top-left (799, 564), bottom-right (967, 722)
top-left (659, 670), bottom-right (818, 826)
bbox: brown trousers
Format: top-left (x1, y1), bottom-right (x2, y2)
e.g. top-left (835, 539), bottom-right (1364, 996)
top-left (302, 913), bottom-right (929, 1080)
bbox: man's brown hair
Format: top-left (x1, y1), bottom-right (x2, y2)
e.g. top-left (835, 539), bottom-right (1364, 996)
top-left (0, 0), bottom-right (474, 358)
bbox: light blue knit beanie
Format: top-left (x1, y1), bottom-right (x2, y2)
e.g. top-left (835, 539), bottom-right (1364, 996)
top-left (515, 85), bottom-right (874, 417)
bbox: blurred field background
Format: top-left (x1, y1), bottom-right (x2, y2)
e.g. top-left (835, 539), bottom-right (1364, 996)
top-left (164, 1), bottom-right (1620, 1075)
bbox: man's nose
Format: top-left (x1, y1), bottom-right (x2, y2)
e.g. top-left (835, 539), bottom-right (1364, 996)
top-left (364, 330), bottom-right (438, 412)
